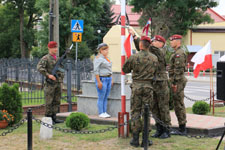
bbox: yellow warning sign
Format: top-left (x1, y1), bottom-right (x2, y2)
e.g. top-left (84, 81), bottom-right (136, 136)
top-left (72, 33), bottom-right (82, 42)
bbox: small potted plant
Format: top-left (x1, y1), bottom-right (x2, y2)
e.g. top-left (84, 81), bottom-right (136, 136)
top-left (0, 110), bottom-right (14, 129)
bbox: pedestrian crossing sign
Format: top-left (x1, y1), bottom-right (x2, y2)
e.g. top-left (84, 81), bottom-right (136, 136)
top-left (71, 20), bottom-right (83, 33)
top-left (72, 33), bottom-right (82, 42)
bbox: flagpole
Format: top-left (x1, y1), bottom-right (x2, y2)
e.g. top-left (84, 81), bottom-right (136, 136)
top-left (211, 68), bottom-right (215, 115)
top-left (209, 70), bottom-right (212, 112)
top-left (118, 0), bottom-right (129, 138)
top-left (210, 69), bottom-right (212, 113)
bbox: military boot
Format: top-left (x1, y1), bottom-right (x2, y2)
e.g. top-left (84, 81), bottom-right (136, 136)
top-left (179, 124), bottom-right (187, 135)
top-left (141, 132), bottom-right (153, 147)
top-left (52, 114), bottom-right (64, 124)
top-left (130, 133), bottom-right (140, 147)
top-left (151, 123), bottom-right (162, 138)
top-left (159, 127), bottom-right (170, 139)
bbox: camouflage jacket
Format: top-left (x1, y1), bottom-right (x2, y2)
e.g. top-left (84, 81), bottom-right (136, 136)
top-left (149, 46), bottom-right (168, 80)
top-left (168, 47), bottom-right (187, 84)
top-left (122, 50), bottom-right (158, 84)
top-left (134, 38), bottom-right (168, 81)
top-left (37, 54), bottom-right (64, 83)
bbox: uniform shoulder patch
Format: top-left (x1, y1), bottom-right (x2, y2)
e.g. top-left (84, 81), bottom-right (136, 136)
top-left (42, 55), bottom-right (48, 60)
top-left (176, 54), bottom-right (180, 58)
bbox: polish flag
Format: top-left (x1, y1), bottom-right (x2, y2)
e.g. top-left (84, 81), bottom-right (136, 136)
top-left (124, 33), bottom-right (133, 59)
top-left (142, 18), bottom-right (151, 36)
top-left (191, 40), bottom-right (213, 78)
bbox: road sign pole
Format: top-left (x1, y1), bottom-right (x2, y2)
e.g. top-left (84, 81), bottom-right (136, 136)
top-left (76, 42), bottom-right (78, 62)
top-left (75, 42), bottom-right (79, 91)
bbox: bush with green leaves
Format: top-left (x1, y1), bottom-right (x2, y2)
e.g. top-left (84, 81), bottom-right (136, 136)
top-left (0, 83), bottom-right (23, 124)
top-left (66, 112), bottom-right (90, 130)
top-left (192, 101), bottom-right (210, 115)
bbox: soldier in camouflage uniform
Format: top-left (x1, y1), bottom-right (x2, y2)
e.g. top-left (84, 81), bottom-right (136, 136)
top-left (129, 28), bottom-right (171, 139)
top-left (122, 36), bottom-right (158, 147)
top-left (37, 41), bottom-right (64, 124)
top-left (168, 35), bottom-right (188, 135)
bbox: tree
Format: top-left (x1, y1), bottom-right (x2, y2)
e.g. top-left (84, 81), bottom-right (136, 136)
top-left (93, 0), bottom-right (116, 54)
top-left (0, 4), bottom-right (20, 58)
top-left (35, 0), bottom-right (114, 59)
top-left (129, 0), bottom-right (218, 38)
top-left (1, 0), bottom-right (41, 58)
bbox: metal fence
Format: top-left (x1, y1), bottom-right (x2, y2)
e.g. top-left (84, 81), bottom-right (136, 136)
top-left (0, 58), bottom-right (93, 104)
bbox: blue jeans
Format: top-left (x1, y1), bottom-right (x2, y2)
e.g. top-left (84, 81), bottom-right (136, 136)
top-left (95, 77), bottom-right (112, 114)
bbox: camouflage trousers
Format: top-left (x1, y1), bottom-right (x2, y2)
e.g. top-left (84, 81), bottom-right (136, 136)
top-left (151, 80), bottom-right (171, 126)
top-left (172, 78), bottom-right (187, 125)
top-left (130, 82), bottom-right (153, 134)
top-left (44, 82), bottom-right (62, 116)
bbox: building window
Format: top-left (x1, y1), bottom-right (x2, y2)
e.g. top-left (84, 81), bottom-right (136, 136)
top-left (214, 51), bottom-right (225, 57)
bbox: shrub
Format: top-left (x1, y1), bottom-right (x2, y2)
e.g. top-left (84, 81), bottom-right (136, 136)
top-left (0, 83), bottom-right (23, 124)
top-left (192, 101), bottom-right (210, 115)
top-left (66, 112), bottom-right (90, 130)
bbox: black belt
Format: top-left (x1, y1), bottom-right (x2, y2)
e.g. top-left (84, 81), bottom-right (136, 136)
top-left (100, 74), bottom-right (111, 77)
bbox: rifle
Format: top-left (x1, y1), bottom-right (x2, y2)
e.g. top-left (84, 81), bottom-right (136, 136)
top-left (46, 44), bottom-right (73, 84)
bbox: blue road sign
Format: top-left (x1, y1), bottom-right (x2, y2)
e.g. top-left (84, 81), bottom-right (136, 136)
top-left (71, 20), bottom-right (83, 33)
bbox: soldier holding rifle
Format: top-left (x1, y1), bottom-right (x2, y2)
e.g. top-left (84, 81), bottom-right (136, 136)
top-left (37, 41), bottom-right (65, 124)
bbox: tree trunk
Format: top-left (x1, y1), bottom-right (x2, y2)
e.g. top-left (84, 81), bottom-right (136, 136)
top-left (19, 9), bottom-right (27, 58)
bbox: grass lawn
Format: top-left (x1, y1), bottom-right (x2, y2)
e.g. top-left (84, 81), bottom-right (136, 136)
top-left (0, 117), bottom-right (224, 150)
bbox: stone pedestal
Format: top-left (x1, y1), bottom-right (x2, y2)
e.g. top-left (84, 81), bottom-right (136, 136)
top-left (77, 72), bottom-right (131, 117)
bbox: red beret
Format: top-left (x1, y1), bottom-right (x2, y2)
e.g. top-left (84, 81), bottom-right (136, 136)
top-left (48, 41), bottom-right (57, 48)
top-left (154, 35), bottom-right (166, 43)
top-left (140, 36), bottom-right (151, 43)
top-left (169, 34), bottom-right (182, 41)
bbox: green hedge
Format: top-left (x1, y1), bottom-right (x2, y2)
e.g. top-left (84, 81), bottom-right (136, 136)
top-left (0, 83), bottom-right (23, 124)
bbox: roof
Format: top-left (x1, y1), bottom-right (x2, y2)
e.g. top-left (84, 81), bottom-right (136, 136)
top-left (111, 5), bottom-right (141, 26)
top-left (110, 5), bottom-right (225, 27)
top-left (186, 45), bottom-right (203, 53)
top-left (205, 8), bottom-right (225, 22)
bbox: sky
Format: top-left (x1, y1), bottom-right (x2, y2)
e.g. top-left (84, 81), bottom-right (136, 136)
top-left (115, 0), bottom-right (225, 16)
top-left (212, 0), bottom-right (225, 15)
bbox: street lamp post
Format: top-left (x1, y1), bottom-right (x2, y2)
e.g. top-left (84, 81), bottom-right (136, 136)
top-left (97, 29), bottom-right (101, 44)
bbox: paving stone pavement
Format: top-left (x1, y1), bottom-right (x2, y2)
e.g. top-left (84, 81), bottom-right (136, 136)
top-left (57, 111), bottom-right (225, 136)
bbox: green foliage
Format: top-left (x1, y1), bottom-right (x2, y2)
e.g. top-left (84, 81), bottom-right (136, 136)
top-left (129, 0), bottom-right (218, 38)
top-left (192, 101), bottom-right (210, 115)
top-left (0, 4), bottom-right (20, 58)
top-left (1, 0), bottom-right (114, 59)
top-left (0, 83), bottom-right (23, 124)
top-left (35, 0), bottom-right (115, 59)
top-left (93, 0), bottom-right (115, 54)
top-left (0, 0), bottom-right (42, 58)
top-left (66, 112), bottom-right (90, 130)
top-left (31, 46), bottom-right (48, 58)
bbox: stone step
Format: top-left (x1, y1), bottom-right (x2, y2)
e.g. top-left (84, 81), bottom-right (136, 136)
top-left (77, 95), bottom-right (130, 117)
top-left (81, 80), bottom-right (131, 99)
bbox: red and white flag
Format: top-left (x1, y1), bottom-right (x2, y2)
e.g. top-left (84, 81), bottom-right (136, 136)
top-left (124, 33), bottom-right (133, 59)
top-left (142, 18), bottom-right (151, 36)
top-left (191, 40), bottom-right (213, 78)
